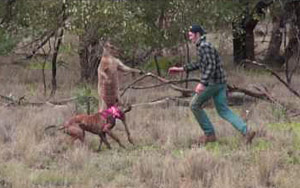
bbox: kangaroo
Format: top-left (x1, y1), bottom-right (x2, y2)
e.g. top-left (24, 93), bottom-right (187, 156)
top-left (98, 41), bottom-right (142, 110)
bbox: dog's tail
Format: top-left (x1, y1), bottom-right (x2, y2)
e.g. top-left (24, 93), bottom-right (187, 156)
top-left (44, 125), bottom-right (64, 136)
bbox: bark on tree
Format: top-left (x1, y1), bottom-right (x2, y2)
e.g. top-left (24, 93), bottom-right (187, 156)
top-left (283, 1), bottom-right (300, 85)
top-left (50, 1), bottom-right (67, 97)
top-left (153, 54), bottom-right (161, 76)
top-left (233, 0), bottom-right (273, 64)
top-left (50, 27), bottom-right (64, 97)
top-left (78, 33), bottom-right (102, 82)
top-left (264, 13), bottom-right (285, 67)
top-left (284, 2), bottom-right (300, 61)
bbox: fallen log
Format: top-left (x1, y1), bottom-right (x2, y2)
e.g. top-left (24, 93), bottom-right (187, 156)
top-left (0, 94), bottom-right (78, 107)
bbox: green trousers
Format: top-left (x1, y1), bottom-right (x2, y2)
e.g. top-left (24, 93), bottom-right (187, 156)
top-left (190, 84), bottom-right (247, 136)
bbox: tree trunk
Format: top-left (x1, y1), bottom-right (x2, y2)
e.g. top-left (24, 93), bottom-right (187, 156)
top-left (154, 54), bottom-right (161, 76)
top-left (283, 1), bottom-right (300, 84)
top-left (50, 0), bottom-right (67, 97)
top-left (50, 28), bottom-right (64, 97)
top-left (78, 34), bottom-right (102, 82)
top-left (232, 0), bottom-right (273, 65)
top-left (232, 3), bottom-right (256, 65)
top-left (284, 2), bottom-right (300, 60)
top-left (232, 18), bottom-right (247, 64)
top-left (184, 34), bottom-right (190, 89)
top-left (264, 14), bottom-right (285, 67)
top-left (245, 20), bottom-right (256, 61)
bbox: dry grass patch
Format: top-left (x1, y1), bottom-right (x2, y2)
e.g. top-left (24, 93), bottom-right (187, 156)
top-left (1, 52), bottom-right (300, 187)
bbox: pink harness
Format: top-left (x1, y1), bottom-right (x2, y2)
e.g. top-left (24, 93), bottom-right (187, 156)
top-left (99, 105), bottom-right (125, 121)
top-left (99, 105), bottom-right (125, 131)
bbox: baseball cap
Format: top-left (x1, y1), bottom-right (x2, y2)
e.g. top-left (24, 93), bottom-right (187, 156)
top-left (189, 24), bottom-right (206, 35)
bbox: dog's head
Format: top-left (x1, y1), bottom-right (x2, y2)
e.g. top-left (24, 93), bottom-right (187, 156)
top-left (100, 104), bottom-right (131, 121)
top-left (109, 105), bottom-right (124, 120)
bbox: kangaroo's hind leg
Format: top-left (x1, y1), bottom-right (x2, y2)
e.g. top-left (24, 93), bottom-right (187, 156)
top-left (121, 119), bottom-right (134, 145)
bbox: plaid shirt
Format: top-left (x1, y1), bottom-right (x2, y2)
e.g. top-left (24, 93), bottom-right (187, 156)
top-left (183, 36), bottom-right (226, 86)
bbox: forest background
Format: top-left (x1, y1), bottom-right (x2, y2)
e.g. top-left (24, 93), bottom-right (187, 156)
top-left (0, 0), bottom-right (300, 188)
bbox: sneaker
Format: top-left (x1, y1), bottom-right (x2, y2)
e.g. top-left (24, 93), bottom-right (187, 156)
top-left (244, 130), bottom-right (256, 145)
top-left (198, 134), bottom-right (217, 145)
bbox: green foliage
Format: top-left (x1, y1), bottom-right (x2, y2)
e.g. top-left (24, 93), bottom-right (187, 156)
top-left (27, 59), bottom-right (51, 70)
top-left (0, 29), bottom-right (18, 55)
top-left (270, 104), bottom-right (289, 122)
top-left (143, 57), bottom-right (173, 75)
top-left (268, 122), bottom-right (300, 131)
top-left (73, 85), bottom-right (98, 114)
top-left (205, 142), bottom-right (221, 154)
top-left (31, 171), bottom-right (74, 187)
top-left (171, 148), bottom-right (185, 158)
top-left (285, 150), bottom-right (300, 164)
top-left (253, 139), bottom-right (272, 152)
top-left (268, 122), bottom-right (300, 150)
top-left (205, 136), bottom-right (241, 156)
top-left (26, 83), bottom-right (38, 96)
top-left (59, 42), bottom-right (76, 55)
top-left (1, 0), bottom-right (263, 59)
top-left (27, 58), bottom-right (68, 70)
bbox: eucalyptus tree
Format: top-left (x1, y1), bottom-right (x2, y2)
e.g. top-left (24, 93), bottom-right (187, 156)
top-left (0, 0), bottom-right (69, 96)
top-left (280, 0), bottom-right (300, 85)
top-left (0, 0), bottom-right (64, 55)
top-left (3, 0), bottom-right (299, 85)
top-left (66, 0), bottom-right (125, 82)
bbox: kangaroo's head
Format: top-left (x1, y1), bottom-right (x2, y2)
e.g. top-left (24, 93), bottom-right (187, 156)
top-left (103, 41), bottom-right (121, 57)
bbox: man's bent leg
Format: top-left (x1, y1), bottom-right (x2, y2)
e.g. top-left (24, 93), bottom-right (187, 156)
top-left (190, 86), bottom-right (218, 136)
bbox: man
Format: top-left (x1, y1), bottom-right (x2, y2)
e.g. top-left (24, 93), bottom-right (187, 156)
top-left (168, 24), bottom-right (255, 145)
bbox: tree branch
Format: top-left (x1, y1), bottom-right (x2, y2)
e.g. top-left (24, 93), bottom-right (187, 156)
top-left (0, 94), bottom-right (77, 106)
top-left (120, 73), bottom-right (195, 97)
top-left (121, 72), bottom-right (278, 102)
top-left (130, 96), bottom-right (190, 108)
top-left (245, 60), bottom-right (300, 99)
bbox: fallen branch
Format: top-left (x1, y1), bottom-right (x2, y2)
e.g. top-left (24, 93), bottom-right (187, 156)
top-left (0, 94), bottom-right (78, 107)
top-left (288, 110), bottom-right (300, 118)
top-left (121, 72), bottom-right (280, 103)
top-left (121, 73), bottom-right (196, 97)
top-left (0, 94), bottom-right (14, 102)
top-left (130, 96), bottom-right (190, 108)
top-left (245, 60), bottom-right (300, 99)
top-left (252, 85), bottom-right (285, 107)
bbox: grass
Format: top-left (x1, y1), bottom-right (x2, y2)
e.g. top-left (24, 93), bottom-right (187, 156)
top-left (1, 49), bottom-right (300, 187)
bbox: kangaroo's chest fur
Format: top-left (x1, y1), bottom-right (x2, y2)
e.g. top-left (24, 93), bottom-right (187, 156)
top-left (98, 55), bottom-right (120, 107)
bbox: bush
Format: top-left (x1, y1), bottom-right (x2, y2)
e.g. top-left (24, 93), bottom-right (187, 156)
top-left (0, 29), bottom-right (18, 55)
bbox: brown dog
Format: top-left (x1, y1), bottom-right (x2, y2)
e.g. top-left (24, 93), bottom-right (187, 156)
top-left (46, 105), bottom-right (133, 151)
